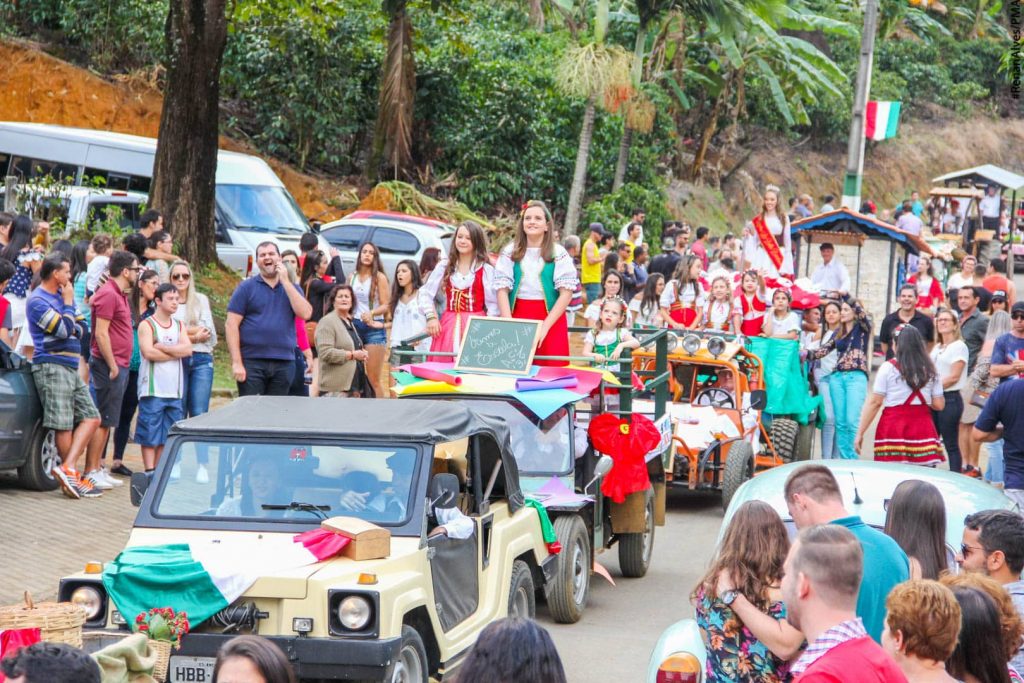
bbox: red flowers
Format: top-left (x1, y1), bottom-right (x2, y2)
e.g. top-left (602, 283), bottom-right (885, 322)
top-left (134, 607), bottom-right (191, 648)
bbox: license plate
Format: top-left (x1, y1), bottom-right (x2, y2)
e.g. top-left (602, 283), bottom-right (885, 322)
top-left (168, 656), bottom-right (216, 683)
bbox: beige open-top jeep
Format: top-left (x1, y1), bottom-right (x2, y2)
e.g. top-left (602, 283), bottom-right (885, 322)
top-left (59, 397), bottom-right (555, 682)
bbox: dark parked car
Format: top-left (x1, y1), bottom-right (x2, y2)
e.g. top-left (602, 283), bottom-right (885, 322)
top-left (0, 344), bottom-right (59, 490)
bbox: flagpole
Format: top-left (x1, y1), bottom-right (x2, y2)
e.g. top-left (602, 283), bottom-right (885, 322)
top-left (841, 0), bottom-right (879, 212)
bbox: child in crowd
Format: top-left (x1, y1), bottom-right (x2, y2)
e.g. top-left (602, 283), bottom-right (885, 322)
top-left (762, 289), bottom-right (801, 339)
top-left (420, 220), bottom-right (497, 359)
top-left (735, 269), bottom-right (768, 337)
top-left (389, 259), bottom-right (430, 361)
top-left (85, 233), bottom-right (113, 299)
top-left (703, 275), bottom-right (738, 334)
top-left (562, 235), bottom-right (584, 327)
top-left (630, 273), bottom-right (665, 328)
top-left (661, 255), bottom-right (706, 330)
top-left (496, 201), bottom-right (578, 366)
top-left (800, 306), bottom-right (821, 350)
top-left (583, 297), bottom-right (640, 371)
top-left (585, 270), bottom-right (631, 326)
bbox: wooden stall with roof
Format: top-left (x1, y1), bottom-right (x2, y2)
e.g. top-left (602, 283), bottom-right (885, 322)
top-left (791, 208), bottom-right (934, 325)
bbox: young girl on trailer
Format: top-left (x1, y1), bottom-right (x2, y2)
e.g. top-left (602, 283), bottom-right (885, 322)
top-left (734, 270), bottom-right (768, 337)
top-left (495, 201), bottom-right (579, 366)
top-left (583, 297), bottom-right (640, 371)
top-left (703, 275), bottom-right (739, 334)
top-left (419, 220), bottom-right (498, 359)
top-left (660, 254), bottom-right (706, 330)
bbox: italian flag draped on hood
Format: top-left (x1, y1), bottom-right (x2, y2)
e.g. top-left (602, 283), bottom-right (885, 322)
top-left (102, 532), bottom-right (348, 625)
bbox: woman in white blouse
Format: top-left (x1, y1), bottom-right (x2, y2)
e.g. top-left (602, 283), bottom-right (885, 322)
top-left (931, 309), bottom-right (970, 474)
top-left (495, 201), bottom-right (578, 366)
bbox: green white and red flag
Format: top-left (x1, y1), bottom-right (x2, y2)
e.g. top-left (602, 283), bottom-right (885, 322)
top-left (865, 101), bottom-right (901, 141)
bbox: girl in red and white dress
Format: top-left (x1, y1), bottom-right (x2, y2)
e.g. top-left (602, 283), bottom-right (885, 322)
top-left (906, 254), bottom-right (945, 316)
top-left (660, 255), bottom-right (706, 330)
top-left (734, 270), bottom-right (768, 337)
top-left (420, 220), bottom-right (498, 360)
top-left (495, 201), bottom-right (578, 365)
top-left (703, 275), bottom-right (739, 334)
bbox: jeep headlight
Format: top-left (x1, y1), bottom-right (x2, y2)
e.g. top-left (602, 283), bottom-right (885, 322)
top-left (70, 586), bottom-right (103, 620)
top-left (337, 595), bottom-right (372, 631)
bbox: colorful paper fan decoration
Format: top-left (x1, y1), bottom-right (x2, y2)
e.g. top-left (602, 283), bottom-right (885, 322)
top-left (293, 528), bottom-right (352, 561)
top-left (587, 413), bottom-right (661, 503)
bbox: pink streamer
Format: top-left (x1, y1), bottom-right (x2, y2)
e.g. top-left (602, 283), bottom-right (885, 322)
top-left (409, 366), bottom-right (463, 385)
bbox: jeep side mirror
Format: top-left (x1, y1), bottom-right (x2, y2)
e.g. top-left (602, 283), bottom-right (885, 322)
top-left (585, 454), bottom-right (614, 493)
top-left (310, 221), bottom-right (322, 234)
top-left (129, 472), bottom-right (150, 507)
top-left (429, 473), bottom-right (459, 510)
top-left (749, 389), bottom-right (767, 411)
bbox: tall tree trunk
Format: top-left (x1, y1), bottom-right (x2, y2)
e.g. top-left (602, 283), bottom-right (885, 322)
top-left (612, 126), bottom-right (632, 192)
top-left (528, 0), bottom-right (545, 30)
top-left (564, 97), bottom-right (596, 236)
top-left (370, 0), bottom-right (415, 181)
top-left (690, 74), bottom-right (732, 181)
top-left (150, 0), bottom-right (227, 268)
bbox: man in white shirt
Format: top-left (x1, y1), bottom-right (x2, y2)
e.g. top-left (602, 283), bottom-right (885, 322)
top-left (980, 185), bottom-right (1003, 230)
top-left (810, 243), bottom-right (851, 299)
top-left (617, 208), bottom-right (646, 245)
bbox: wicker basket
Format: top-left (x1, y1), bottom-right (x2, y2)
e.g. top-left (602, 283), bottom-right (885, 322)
top-left (150, 639), bottom-right (172, 682)
top-left (0, 592), bottom-right (86, 648)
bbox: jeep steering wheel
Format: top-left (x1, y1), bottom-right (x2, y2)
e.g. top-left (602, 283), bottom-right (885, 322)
top-left (694, 387), bottom-right (735, 409)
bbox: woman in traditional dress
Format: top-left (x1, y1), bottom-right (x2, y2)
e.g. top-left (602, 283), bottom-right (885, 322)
top-left (660, 255), bottom-right (706, 330)
top-left (742, 185), bottom-right (793, 279)
top-left (855, 325), bottom-right (945, 465)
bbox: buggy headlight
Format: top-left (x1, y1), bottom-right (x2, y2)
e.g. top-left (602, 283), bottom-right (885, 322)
top-left (337, 595), bottom-right (372, 631)
top-left (681, 334), bottom-right (701, 355)
top-left (70, 586), bottom-right (103, 620)
top-left (707, 336), bottom-right (726, 358)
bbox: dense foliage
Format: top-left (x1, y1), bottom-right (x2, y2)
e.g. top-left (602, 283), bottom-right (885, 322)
top-left (0, 0), bottom-right (1013, 236)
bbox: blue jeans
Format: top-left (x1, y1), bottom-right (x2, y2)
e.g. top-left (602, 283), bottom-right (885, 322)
top-left (818, 374), bottom-right (838, 459)
top-left (182, 352), bottom-right (214, 465)
top-left (183, 352), bottom-right (214, 418)
top-left (584, 283), bottom-right (601, 304)
top-left (985, 438), bottom-right (1005, 484)
top-left (828, 371), bottom-right (867, 460)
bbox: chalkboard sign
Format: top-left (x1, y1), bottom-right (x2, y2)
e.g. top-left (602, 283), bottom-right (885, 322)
top-left (455, 316), bottom-right (542, 375)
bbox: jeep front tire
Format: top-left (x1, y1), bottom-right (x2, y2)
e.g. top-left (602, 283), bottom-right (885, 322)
top-left (386, 625), bottom-right (428, 683)
top-left (547, 515), bottom-right (590, 624)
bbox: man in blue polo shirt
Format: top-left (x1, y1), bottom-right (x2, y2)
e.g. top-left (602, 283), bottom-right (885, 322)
top-left (974, 379), bottom-right (1024, 508)
top-left (784, 464), bottom-right (910, 642)
top-left (226, 241), bottom-right (313, 396)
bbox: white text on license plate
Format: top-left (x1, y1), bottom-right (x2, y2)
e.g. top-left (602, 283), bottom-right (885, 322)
top-left (169, 656), bottom-right (215, 683)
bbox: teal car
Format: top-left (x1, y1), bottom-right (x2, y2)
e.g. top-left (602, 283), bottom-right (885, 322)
top-left (647, 460), bottom-right (1018, 683)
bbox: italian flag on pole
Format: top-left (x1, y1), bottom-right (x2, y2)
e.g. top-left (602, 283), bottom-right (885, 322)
top-left (865, 101), bottom-right (901, 141)
top-left (102, 532), bottom-right (349, 626)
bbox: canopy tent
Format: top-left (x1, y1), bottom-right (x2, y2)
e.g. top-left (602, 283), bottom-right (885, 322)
top-left (791, 208), bottom-right (933, 321)
top-left (932, 164), bottom-right (1024, 275)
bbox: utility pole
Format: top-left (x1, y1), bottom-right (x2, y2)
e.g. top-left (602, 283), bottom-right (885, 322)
top-left (840, 0), bottom-right (879, 212)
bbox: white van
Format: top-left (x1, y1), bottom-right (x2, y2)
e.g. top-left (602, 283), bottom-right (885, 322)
top-left (0, 122), bottom-right (329, 275)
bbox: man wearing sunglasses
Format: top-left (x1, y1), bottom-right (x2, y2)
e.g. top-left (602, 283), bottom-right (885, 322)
top-left (957, 510), bottom-right (1024, 671)
top-left (990, 301), bottom-right (1024, 382)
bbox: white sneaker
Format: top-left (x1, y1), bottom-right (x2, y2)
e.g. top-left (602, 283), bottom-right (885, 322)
top-left (195, 465), bottom-right (209, 485)
top-left (99, 468), bottom-right (123, 487)
top-left (85, 469), bottom-right (114, 490)
top-left (170, 463), bottom-right (181, 480)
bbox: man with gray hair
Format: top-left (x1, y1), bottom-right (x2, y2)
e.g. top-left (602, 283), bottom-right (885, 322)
top-left (782, 525), bottom-right (906, 680)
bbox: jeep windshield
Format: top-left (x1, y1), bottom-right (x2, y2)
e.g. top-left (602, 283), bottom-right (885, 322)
top-left (215, 184), bottom-right (308, 234)
top-left (153, 439), bottom-right (418, 526)
top-left (436, 398), bottom-right (573, 476)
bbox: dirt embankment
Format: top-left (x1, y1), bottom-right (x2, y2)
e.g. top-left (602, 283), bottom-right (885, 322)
top-left (0, 40), bottom-right (355, 222)
top-left (3, 38), bottom-right (1022, 231)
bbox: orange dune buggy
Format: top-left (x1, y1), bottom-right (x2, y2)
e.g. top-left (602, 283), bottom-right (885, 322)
top-left (633, 332), bottom-right (797, 509)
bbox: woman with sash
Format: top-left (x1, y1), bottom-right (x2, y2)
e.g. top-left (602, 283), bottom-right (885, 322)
top-left (742, 185), bottom-right (793, 279)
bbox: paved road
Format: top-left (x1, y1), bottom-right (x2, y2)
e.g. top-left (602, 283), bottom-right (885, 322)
top-left (544, 488), bottom-right (722, 681)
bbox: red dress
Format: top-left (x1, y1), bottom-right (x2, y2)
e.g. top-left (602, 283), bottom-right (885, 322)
top-left (907, 275), bottom-right (944, 311)
top-left (429, 267), bottom-right (487, 361)
top-left (736, 292), bottom-right (767, 337)
top-left (873, 362), bottom-right (944, 465)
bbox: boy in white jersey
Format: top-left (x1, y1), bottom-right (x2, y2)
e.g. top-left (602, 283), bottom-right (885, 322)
top-left (137, 283), bottom-right (192, 472)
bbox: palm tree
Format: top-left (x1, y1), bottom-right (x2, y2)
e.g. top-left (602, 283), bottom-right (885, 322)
top-left (370, 0), bottom-right (416, 181)
top-left (556, 0), bottom-right (634, 234)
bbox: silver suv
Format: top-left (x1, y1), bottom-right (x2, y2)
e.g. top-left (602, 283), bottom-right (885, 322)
top-left (318, 211), bottom-right (454, 282)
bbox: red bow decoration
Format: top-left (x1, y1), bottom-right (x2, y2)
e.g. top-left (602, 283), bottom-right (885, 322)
top-left (294, 528), bottom-right (351, 561)
top-left (587, 413), bottom-right (661, 503)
